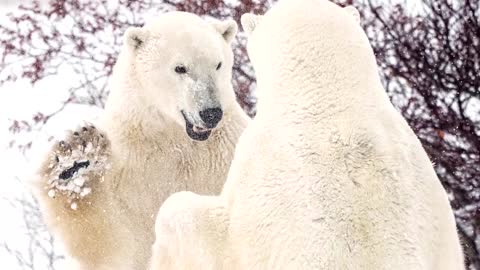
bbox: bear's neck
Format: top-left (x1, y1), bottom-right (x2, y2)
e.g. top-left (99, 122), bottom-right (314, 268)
top-left (104, 106), bottom-right (246, 198)
top-left (255, 45), bottom-right (388, 123)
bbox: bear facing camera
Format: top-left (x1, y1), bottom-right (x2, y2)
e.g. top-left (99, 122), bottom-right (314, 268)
top-left (33, 11), bottom-right (248, 270)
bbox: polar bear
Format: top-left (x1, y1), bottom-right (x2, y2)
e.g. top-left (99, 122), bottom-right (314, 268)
top-left (150, 0), bottom-right (465, 269)
top-left (33, 12), bottom-right (248, 270)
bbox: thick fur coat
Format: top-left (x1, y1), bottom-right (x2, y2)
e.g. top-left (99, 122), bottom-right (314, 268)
top-left (150, 1), bottom-right (464, 269)
top-left (34, 12), bottom-right (248, 270)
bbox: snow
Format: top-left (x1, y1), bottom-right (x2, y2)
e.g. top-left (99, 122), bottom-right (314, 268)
top-left (0, 3), bottom-right (106, 268)
top-left (0, 84), bottom-right (102, 268)
top-left (47, 189), bottom-right (55, 198)
top-left (0, 0), bottom-right (470, 268)
top-left (70, 202), bottom-right (78, 211)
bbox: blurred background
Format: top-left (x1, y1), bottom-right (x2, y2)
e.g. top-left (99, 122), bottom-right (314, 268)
top-left (0, 0), bottom-right (478, 269)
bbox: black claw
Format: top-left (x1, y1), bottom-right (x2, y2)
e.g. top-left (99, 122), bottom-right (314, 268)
top-left (73, 132), bottom-right (79, 136)
top-left (59, 160), bottom-right (91, 180)
top-left (82, 127), bottom-right (88, 132)
top-left (55, 155), bottom-right (59, 162)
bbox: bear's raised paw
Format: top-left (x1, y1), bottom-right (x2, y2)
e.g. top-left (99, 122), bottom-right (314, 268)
top-left (42, 124), bottom-right (111, 210)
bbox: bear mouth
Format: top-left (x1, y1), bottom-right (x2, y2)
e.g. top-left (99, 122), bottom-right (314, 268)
top-left (181, 111), bottom-right (212, 141)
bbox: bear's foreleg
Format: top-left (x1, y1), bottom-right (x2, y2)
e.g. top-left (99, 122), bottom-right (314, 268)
top-left (35, 124), bottom-right (128, 269)
top-left (149, 191), bottom-right (228, 270)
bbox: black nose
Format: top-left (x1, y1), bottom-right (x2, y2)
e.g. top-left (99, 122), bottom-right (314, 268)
top-left (199, 107), bottom-right (223, 128)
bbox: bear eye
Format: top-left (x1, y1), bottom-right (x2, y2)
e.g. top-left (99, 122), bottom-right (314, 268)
top-left (175, 65), bottom-right (187, 74)
top-left (216, 62), bottom-right (222, 70)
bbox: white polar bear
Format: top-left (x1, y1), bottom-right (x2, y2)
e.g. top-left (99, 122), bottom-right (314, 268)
top-left (34, 12), bottom-right (248, 270)
top-left (150, 0), bottom-right (465, 269)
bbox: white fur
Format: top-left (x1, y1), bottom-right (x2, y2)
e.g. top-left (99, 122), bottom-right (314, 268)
top-left (150, 1), bottom-right (465, 269)
top-left (34, 12), bottom-right (248, 270)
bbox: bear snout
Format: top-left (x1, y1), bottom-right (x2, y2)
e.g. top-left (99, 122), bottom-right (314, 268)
top-left (199, 107), bottom-right (223, 128)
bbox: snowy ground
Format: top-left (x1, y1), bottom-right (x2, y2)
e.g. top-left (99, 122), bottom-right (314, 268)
top-left (0, 2), bottom-right (104, 267)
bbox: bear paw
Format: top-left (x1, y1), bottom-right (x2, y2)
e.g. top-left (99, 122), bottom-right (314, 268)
top-left (43, 123), bottom-right (111, 210)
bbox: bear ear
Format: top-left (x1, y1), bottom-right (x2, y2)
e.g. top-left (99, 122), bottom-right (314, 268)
top-left (210, 19), bottom-right (238, 43)
top-left (344, 6), bottom-right (361, 24)
top-left (241, 13), bottom-right (263, 36)
top-left (124, 27), bottom-right (148, 52)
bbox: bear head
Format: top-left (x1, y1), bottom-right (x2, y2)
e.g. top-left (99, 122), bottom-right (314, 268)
top-left (123, 12), bottom-right (238, 141)
top-left (240, 0), bottom-right (370, 99)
